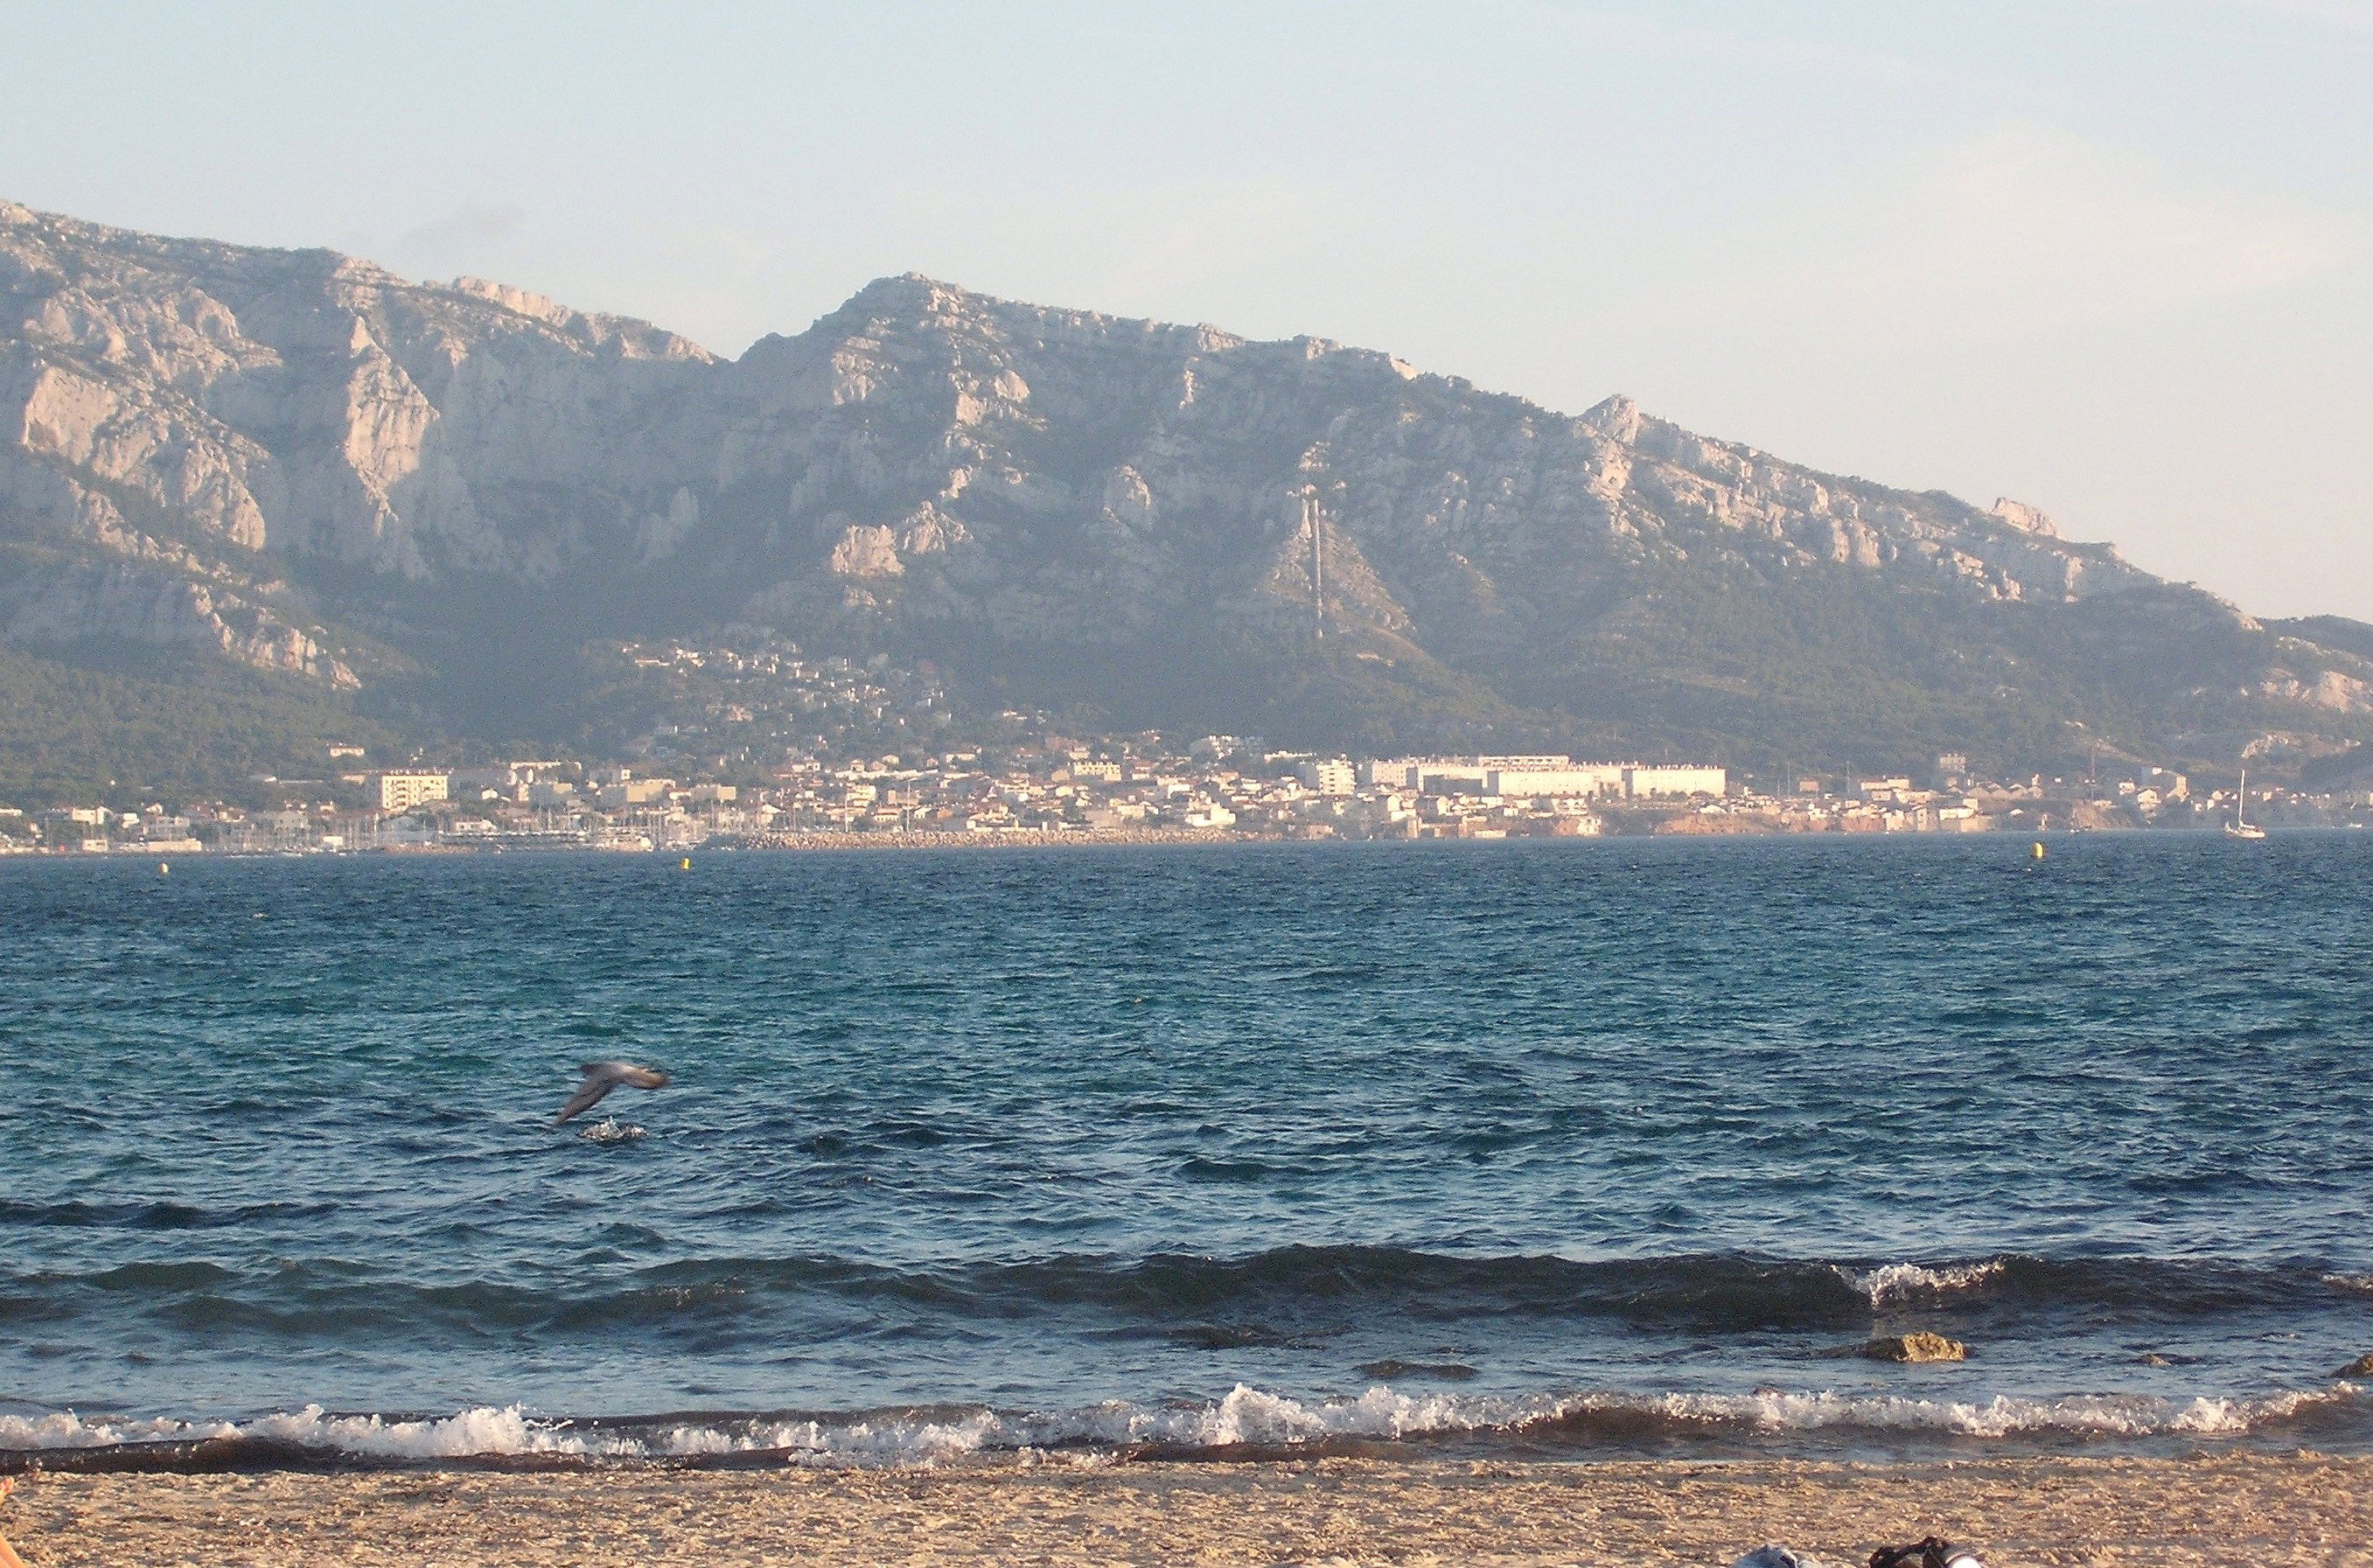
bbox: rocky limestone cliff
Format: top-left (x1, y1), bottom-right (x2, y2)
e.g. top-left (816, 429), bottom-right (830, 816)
top-left (3, 201), bottom-right (2368, 770)
top-left (0, 200), bottom-right (713, 680)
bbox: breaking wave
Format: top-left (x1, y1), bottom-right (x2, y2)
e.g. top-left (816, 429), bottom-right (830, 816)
top-left (1839, 1260), bottom-right (2008, 1305)
top-left (4, 1380), bottom-right (2357, 1471)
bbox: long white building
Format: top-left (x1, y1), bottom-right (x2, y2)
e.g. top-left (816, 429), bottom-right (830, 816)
top-left (1623, 765), bottom-right (1727, 799)
top-left (1488, 765), bottom-right (1628, 799)
top-left (1366, 756), bottom-right (1724, 801)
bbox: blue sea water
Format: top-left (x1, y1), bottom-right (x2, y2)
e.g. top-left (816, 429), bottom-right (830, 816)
top-left (4, 833), bottom-right (2372, 1467)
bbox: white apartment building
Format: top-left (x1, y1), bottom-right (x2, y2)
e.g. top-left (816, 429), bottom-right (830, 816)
top-left (370, 770), bottom-right (450, 812)
top-left (1295, 758), bottom-right (1357, 796)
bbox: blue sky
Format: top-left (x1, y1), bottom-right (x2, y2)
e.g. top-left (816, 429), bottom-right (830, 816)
top-left (7, 1), bottom-right (2369, 617)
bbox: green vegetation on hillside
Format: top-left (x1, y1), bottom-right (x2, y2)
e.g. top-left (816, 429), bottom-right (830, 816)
top-left (0, 645), bottom-right (394, 805)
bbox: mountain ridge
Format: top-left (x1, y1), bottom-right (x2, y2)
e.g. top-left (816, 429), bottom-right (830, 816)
top-left (3, 199), bottom-right (2369, 793)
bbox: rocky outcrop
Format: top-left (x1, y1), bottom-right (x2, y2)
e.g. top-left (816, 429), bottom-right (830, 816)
top-left (3, 200), bottom-right (2370, 768)
top-left (1856, 1333), bottom-right (1968, 1363)
top-left (0, 557), bottom-right (356, 686)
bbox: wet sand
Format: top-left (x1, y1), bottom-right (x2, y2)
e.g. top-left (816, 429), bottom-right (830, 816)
top-left (4, 1452), bottom-right (2369, 1566)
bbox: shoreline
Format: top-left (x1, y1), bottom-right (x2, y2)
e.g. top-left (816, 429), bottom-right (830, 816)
top-left (5, 1452), bottom-right (2368, 1565)
top-left (1, 822), bottom-right (2317, 862)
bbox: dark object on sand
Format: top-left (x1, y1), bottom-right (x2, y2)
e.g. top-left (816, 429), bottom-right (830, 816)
top-left (554, 1061), bottom-right (671, 1125)
top-left (1870, 1537), bottom-right (1982, 1568)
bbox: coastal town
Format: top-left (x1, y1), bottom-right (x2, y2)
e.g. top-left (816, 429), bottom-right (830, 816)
top-left (3, 735), bottom-right (2368, 856)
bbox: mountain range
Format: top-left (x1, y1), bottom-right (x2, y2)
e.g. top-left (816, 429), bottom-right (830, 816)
top-left (3, 199), bottom-right (2369, 798)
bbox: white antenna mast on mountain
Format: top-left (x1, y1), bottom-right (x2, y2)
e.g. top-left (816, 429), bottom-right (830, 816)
top-left (1297, 449), bottom-right (1330, 641)
top-left (1302, 484), bottom-right (1326, 639)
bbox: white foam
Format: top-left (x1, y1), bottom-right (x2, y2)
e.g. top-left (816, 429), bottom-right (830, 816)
top-left (579, 1118), bottom-right (646, 1144)
top-left (2, 1380), bottom-right (2356, 1466)
top-left (247, 1406), bottom-right (632, 1460)
top-left (1615, 1383), bottom-right (2356, 1439)
top-left (0, 1411), bottom-right (240, 1450)
top-left (0, 1406), bottom-right (616, 1459)
top-left (1839, 1259), bottom-right (2007, 1304)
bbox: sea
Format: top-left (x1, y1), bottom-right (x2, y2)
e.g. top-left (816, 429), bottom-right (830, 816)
top-left (4, 833), bottom-right (2371, 1470)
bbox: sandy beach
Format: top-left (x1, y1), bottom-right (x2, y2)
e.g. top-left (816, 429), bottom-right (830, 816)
top-left (3, 1453), bottom-right (2368, 1567)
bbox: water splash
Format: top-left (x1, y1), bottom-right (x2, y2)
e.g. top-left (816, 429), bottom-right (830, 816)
top-left (3, 1380), bottom-right (2356, 1469)
top-left (1839, 1259), bottom-right (2008, 1305)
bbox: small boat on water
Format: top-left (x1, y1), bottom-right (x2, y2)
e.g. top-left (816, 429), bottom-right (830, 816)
top-left (2224, 769), bottom-right (2267, 840)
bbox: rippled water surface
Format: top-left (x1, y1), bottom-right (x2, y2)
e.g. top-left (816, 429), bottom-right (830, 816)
top-left (4, 834), bottom-right (2372, 1465)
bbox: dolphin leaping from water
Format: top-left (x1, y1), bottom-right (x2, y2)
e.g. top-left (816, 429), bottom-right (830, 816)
top-left (555, 1061), bottom-right (670, 1125)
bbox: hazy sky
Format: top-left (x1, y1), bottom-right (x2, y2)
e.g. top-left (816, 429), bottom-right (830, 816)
top-left (7, 2), bottom-right (2369, 617)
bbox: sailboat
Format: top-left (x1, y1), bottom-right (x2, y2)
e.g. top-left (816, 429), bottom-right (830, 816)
top-left (2224, 768), bottom-right (2267, 840)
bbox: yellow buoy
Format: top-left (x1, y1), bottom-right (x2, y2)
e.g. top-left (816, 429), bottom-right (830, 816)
top-left (2029, 841), bottom-right (2045, 861)
top-left (680, 857), bottom-right (692, 870)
